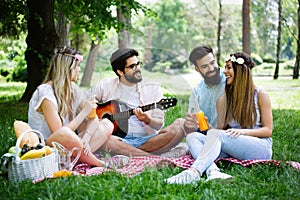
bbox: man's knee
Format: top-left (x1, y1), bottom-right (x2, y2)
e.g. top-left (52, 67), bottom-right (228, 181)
top-left (161, 118), bottom-right (185, 135)
top-left (99, 118), bottom-right (114, 133)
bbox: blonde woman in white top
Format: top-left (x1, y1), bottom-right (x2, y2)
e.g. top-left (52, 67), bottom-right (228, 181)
top-left (29, 46), bottom-right (129, 168)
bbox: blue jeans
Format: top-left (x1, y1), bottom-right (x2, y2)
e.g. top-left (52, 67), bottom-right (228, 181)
top-left (186, 131), bottom-right (272, 175)
top-left (122, 133), bottom-right (158, 148)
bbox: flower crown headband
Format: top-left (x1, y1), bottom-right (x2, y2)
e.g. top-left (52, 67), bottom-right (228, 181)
top-left (225, 55), bottom-right (245, 65)
top-left (63, 53), bottom-right (83, 62)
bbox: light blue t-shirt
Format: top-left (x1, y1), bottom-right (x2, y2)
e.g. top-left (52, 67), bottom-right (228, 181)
top-left (188, 71), bottom-right (226, 128)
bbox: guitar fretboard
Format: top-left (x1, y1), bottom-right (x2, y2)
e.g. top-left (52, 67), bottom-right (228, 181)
top-left (113, 104), bottom-right (157, 121)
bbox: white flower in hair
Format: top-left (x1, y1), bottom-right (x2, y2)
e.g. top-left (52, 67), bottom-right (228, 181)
top-left (230, 56), bottom-right (236, 62)
top-left (226, 54), bottom-right (245, 66)
top-left (236, 57), bottom-right (245, 65)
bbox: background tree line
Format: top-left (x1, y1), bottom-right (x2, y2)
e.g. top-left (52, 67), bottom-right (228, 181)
top-left (0, 0), bottom-right (299, 102)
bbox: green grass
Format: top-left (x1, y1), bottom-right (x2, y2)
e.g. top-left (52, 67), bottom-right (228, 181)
top-left (0, 82), bottom-right (26, 103)
top-left (252, 62), bottom-right (295, 77)
top-left (0, 79), bottom-right (299, 199)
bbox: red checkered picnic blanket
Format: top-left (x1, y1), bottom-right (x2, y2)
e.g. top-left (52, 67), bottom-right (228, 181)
top-left (33, 155), bottom-right (300, 183)
top-left (73, 155), bottom-right (300, 177)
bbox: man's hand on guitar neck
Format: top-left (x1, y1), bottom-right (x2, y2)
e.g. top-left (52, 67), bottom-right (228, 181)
top-left (133, 108), bottom-right (151, 124)
top-left (133, 107), bottom-right (163, 130)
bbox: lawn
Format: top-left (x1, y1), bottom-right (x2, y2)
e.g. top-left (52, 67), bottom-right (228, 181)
top-left (0, 77), bottom-right (299, 199)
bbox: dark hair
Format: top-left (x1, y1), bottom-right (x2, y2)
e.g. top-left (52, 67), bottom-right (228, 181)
top-left (110, 48), bottom-right (139, 77)
top-left (189, 45), bottom-right (214, 67)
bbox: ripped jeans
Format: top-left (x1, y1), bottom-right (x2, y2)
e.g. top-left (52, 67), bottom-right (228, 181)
top-left (186, 130), bottom-right (272, 176)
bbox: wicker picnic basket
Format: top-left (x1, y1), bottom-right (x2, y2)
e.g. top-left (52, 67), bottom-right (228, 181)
top-left (8, 130), bottom-right (58, 182)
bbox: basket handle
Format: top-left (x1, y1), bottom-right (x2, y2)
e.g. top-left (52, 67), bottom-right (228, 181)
top-left (14, 130), bottom-right (44, 161)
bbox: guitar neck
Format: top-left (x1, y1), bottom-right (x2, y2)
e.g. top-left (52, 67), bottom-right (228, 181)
top-left (113, 104), bottom-right (156, 121)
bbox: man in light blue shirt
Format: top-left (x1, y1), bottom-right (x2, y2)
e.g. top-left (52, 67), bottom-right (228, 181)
top-left (172, 46), bottom-right (231, 183)
top-left (184, 45), bottom-right (225, 133)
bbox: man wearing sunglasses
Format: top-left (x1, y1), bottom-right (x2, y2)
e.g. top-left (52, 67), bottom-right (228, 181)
top-left (86, 48), bottom-right (188, 157)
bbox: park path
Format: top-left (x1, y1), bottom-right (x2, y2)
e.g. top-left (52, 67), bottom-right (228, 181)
top-left (145, 70), bottom-right (300, 95)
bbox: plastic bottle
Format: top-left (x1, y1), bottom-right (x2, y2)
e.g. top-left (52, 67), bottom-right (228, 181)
top-left (195, 111), bottom-right (208, 132)
top-left (88, 96), bottom-right (97, 118)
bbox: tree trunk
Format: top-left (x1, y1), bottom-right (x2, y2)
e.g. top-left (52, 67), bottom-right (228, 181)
top-left (293, 0), bottom-right (300, 79)
top-left (143, 26), bottom-right (152, 64)
top-left (216, 0), bottom-right (222, 66)
top-left (274, 0), bottom-right (282, 80)
top-left (20, 0), bottom-right (58, 102)
top-left (57, 2), bottom-right (70, 46)
top-left (117, 5), bottom-right (131, 48)
top-left (80, 39), bottom-right (100, 87)
top-left (242, 0), bottom-right (251, 55)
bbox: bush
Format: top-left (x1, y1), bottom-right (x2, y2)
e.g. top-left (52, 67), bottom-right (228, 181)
top-left (251, 53), bottom-right (263, 65)
top-left (284, 64), bottom-right (294, 70)
top-left (11, 65), bottom-right (27, 82)
top-left (262, 55), bottom-right (275, 63)
top-left (282, 60), bottom-right (295, 70)
top-left (149, 49), bottom-right (187, 71)
top-left (152, 61), bottom-right (171, 72)
top-left (170, 60), bottom-right (187, 69)
top-left (143, 62), bottom-right (156, 71)
top-left (0, 68), bottom-right (10, 77)
top-left (263, 65), bottom-right (274, 70)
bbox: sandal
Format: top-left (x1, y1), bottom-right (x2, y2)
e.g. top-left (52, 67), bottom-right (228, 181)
top-left (104, 155), bottom-right (130, 169)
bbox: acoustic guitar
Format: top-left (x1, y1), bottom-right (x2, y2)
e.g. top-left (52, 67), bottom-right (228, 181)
top-left (96, 98), bottom-right (177, 138)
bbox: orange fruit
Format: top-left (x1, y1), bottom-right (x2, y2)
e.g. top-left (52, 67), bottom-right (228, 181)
top-left (53, 169), bottom-right (73, 178)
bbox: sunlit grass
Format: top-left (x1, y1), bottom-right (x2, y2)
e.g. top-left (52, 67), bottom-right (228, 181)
top-left (252, 63), bottom-right (294, 76)
top-left (0, 77), bottom-right (299, 199)
top-left (0, 82), bottom-right (26, 102)
top-left (0, 99), bottom-right (299, 199)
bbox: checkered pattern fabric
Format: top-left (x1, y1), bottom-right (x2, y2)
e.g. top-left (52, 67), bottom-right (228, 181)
top-left (33, 155), bottom-right (300, 183)
top-left (73, 155), bottom-right (300, 177)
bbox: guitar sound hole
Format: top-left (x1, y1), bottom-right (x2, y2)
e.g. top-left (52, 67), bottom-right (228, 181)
top-left (102, 113), bottom-right (113, 121)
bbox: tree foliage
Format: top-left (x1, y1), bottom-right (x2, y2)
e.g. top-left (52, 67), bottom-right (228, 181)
top-left (0, 0), bottom-right (299, 89)
top-left (133, 0), bottom-right (190, 71)
top-left (0, 0), bottom-right (150, 101)
top-left (0, 0), bottom-right (28, 37)
top-left (252, 0), bottom-right (298, 60)
top-left (58, 0), bottom-right (148, 42)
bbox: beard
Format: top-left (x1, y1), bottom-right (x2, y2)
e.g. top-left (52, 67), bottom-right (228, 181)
top-left (124, 70), bottom-right (142, 83)
top-left (201, 67), bottom-right (221, 86)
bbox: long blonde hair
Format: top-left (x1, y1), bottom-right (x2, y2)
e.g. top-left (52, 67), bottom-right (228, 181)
top-left (43, 46), bottom-right (81, 123)
top-left (224, 52), bottom-right (257, 129)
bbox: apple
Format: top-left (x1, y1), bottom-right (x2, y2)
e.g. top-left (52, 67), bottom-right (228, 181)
top-left (8, 146), bottom-right (21, 156)
top-left (8, 146), bottom-right (16, 154)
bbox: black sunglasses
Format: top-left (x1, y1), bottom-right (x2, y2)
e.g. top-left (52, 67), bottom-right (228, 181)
top-left (125, 61), bottom-right (142, 71)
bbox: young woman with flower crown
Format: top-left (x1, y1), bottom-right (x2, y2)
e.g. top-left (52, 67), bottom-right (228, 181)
top-left (165, 52), bottom-right (273, 184)
top-left (28, 46), bottom-right (129, 168)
